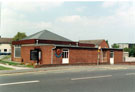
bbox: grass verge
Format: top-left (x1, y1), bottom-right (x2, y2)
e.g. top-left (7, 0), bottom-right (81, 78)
top-left (0, 66), bottom-right (13, 70)
top-left (0, 60), bottom-right (20, 66)
top-left (0, 60), bottom-right (34, 68)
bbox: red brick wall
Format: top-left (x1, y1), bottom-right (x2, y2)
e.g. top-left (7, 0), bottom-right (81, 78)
top-left (107, 51), bottom-right (110, 64)
top-left (21, 45), bottom-right (54, 64)
top-left (114, 50), bottom-right (123, 64)
top-left (53, 49), bottom-right (62, 64)
top-left (69, 49), bottom-right (98, 64)
top-left (12, 45), bottom-right (123, 65)
top-left (100, 40), bottom-right (109, 48)
top-left (12, 45), bottom-right (54, 64)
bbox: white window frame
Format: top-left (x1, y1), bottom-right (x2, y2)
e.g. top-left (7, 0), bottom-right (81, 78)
top-left (62, 49), bottom-right (69, 59)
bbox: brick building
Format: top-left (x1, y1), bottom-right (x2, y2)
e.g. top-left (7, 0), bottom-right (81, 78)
top-left (0, 37), bottom-right (12, 55)
top-left (79, 39), bottom-right (109, 48)
top-left (12, 30), bottom-right (123, 65)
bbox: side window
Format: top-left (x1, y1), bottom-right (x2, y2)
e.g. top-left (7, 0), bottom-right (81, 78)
top-left (4, 49), bottom-right (7, 52)
top-left (30, 50), bottom-right (38, 60)
top-left (14, 45), bottom-right (21, 58)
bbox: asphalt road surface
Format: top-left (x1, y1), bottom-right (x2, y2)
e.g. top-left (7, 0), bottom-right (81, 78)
top-left (0, 66), bottom-right (135, 92)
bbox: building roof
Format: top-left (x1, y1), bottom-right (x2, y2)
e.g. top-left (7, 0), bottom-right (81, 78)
top-left (116, 43), bottom-right (135, 45)
top-left (0, 38), bottom-right (12, 44)
top-left (79, 39), bottom-right (105, 46)
top-left (22, 30), bottom-right (72, 42)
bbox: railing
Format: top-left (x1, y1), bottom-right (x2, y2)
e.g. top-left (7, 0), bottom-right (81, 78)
top-left (0, 53), bottom-right (11, 55)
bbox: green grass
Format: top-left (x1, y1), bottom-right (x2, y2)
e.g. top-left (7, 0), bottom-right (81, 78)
top-left (0, 60), bottom-right (34, 68)
top-left (25, 65), bottom-right (34, 68)
top-left (0, 60), bottom-right (20, 66)
top-left (0, 66), bottom-right (13, 70)
top-left (0, 55), bottom-right (34, 68)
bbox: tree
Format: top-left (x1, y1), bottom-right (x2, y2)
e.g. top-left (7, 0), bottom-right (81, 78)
top-left (112, 44), bottom-right (119, 48)
top-left (13, 32), bottom-right (27, 41)
top-left (123, 47), bottom-right (129, 52)
top-left (129, 46), bottom-right (135, 57)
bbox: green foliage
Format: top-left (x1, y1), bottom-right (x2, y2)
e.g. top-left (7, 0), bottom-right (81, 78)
top-left (129, 46), bottom-right (135, 57)
top-left (13, 32), bottom-right (27, 41)
top-left (112, 44), bottom-right (119, 48)
top-left (123, 47), bottom-right (129, 52)
top-left (123, 46), bottom-right (135, 57)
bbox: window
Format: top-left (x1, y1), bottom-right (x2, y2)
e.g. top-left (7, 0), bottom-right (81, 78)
top-left (4, 49), bottom-right (7, 52)
top-left (30, 50), bottom-right (39, 60)
top-left (14, 45), bottom-right (21, 58)
top-left (110, 51), bottom-right (114, 58)
top-left (62, 49), bottom-right (69, 58)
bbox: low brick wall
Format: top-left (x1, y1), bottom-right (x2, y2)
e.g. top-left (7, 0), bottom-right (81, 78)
top-left (35, 62), bottom-right (109, 68)
top-left (116, 62), bottom-right (135, 65)
top-left (124, 57), bottom-right (135, 62)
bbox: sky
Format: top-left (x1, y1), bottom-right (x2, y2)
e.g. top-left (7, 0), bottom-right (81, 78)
top-left (0, 0), bottom-right (135, 45)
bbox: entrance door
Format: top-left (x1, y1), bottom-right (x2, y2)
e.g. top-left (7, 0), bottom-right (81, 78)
top-left (110, 51), bottom-right (114, 65)
top-left (62, 49), bottom-right (69, 64)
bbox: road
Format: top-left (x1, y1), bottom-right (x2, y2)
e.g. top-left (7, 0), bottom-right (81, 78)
top-left (0, 66), bottom-right (135, 92)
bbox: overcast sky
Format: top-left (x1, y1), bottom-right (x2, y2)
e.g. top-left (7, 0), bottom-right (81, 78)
top-left (0, 1), bottom-right (135, 45)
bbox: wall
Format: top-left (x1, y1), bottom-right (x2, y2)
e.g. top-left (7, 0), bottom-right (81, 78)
top-left (0, 44), bottom-right (11, 53)
top-left (53, 48), bottom-right (63, 64)
top-left (12, 45), bottom-right (54, 64)
top-left (100, 40), bottom-right (109, 48)
top-left (124, 57), bottom-right (135, 62)
top-left (114, 50), bottom-right (123, 64)
top-left (69, 48), bottom-right (98, 64)
top-left (118, 44), bottom-right (128, 49)
top-left (12, 44), bottom-right (123, 65)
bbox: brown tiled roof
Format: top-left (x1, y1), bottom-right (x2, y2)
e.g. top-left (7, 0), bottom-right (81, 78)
top-left (0, 38), bottom-right (13, 44)
top-left (79, 39), bottom-right (105, 46)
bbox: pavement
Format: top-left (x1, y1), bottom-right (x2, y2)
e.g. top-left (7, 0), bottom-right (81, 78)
top-left (1, 65), bottom-right (135, 92)
top-left (0, 64), bottom-right (135, 75)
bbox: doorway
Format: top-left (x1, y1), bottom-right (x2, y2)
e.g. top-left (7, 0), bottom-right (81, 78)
top-left (110, 51), bottom-right (114, 65)
top-left (62, 49), bottom-right (69, 64)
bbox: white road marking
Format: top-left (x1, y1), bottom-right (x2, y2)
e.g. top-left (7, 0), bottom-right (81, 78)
top-left (71, 75), bottom-right (112, 80)
top-left (126, 73), bottom-right (135, 76)
top-left (0, 80), bottom-right (40, 86)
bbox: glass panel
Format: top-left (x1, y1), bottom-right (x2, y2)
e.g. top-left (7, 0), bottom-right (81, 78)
top-left (62, 49), bottom-right (69, 58)
top-left (15, 48), bottom-right (21, 57)
top-left (30, 50), bottom-right (38, 60)
top-left (110, 52), bottom-right (114, 58)
top-left (66, 52), bottom-right (68, 58)
top-left (4, 49), bottom-right (7, 52)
